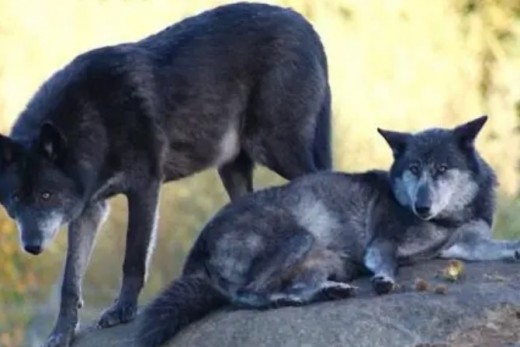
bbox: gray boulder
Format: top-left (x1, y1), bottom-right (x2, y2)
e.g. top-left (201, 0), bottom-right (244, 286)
top-left (72, 259), bottom-right (520, 347)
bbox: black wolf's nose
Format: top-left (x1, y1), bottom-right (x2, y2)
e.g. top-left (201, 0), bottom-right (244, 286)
top-left (24, 244), bottom-right (43, 255)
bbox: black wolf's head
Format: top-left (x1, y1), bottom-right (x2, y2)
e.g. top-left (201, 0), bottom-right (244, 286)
top-left (0, 123), bottom-right (84, 255)
top-left (378, 116), bottom-right (493, 221)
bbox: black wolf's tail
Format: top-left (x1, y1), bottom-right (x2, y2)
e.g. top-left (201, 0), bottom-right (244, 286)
top-left (313, 85), bottom-right (332, 170)
top-left (137, 276), bottom-right (228, 347)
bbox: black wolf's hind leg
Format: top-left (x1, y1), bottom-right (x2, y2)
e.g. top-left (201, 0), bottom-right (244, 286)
top-left (258, 137), bottom-right (318, 181)
top-left (218, 151), bottom-right (254, 200)
top-left (98, 181), bottom-right (160, 328)
top-left (244, 63), bottom-right (328, 180)
top-left (312, 85), bottom-right (332, 171)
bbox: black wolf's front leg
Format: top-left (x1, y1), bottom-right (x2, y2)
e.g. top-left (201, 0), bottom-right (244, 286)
top-left (44, 202), bottom-right (108, 347)
top-left (364, 238), bottom-right (398, 295)
top-left (440, 220), bottom-right (520, 261)
top-left (98, 182), bottom-right (160, 328)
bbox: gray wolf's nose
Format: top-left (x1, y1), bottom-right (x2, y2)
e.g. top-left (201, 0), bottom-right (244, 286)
top-left (415, 205), bottom-right (431, 217)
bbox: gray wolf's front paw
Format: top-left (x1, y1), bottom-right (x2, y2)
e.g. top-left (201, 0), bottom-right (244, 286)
top-left (371, 275), bottom-right (395, 295)
top-left (42, 331), bottom-right (73, 347)
top-left (97, 300), bottom-right (137, 328)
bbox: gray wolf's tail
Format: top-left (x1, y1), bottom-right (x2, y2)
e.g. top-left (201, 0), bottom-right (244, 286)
top-left (313, 85), bottom-right (332, 170)
top-left (137, 276), bottom-right (228, 347)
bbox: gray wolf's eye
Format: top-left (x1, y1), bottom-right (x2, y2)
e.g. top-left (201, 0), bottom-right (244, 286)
top-left (436, 164), bottom-right (448, 174)
top-left (41, 191), bottom-right (52, 201)
top-left (409, 163), bottom-right (420, 175)
top-left (11, 192), bottom-right (20, 203)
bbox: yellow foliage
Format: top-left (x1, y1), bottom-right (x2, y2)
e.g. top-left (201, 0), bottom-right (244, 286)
top-left (0, 209), bottom-right (59, 346)
top-left (0, 1), bottom-right (519, 345)
top-left (0, 0), bottom-right (516, 192)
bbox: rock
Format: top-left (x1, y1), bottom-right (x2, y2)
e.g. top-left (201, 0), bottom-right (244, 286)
top-left (72, 260), bottom-right (520, 347)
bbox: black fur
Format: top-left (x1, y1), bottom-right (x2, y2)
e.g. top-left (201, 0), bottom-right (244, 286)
top-left (313, 85), bottom-right (333, 169)
top-left (0, 3), bottom-right (332, 346)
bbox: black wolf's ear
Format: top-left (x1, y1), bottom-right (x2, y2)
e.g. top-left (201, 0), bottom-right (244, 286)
top-left (0, 135), bottom-right (19, 168)
top-left (377, 128), bottom-right (410, 157)
top-left (453, 115), bottom-right (487, 149)
top-left (38, 122), bottom-right (67, 161)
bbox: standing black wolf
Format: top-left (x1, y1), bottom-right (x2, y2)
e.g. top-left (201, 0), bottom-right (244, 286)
top-left (0, 3), bottom-right (331, 346)
top-left (137, 116), bottom-right (520, 347)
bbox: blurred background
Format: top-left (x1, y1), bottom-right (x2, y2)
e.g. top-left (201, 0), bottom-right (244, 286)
top-left (1, 0), bottom-right (520, 345)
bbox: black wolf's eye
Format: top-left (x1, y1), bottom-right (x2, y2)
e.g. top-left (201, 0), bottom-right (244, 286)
top-left (41, 192), bottom-right (52, 201)
top-left (437, 164), bottom-right (448, 174)
top-left (409, 163), bottom-right (420, 175)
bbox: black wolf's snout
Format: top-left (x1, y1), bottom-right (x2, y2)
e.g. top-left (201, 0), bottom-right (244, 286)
top-left (24, 244), bottom-right (43, 255)
top-left (414, 185), bottom-right (432, 218)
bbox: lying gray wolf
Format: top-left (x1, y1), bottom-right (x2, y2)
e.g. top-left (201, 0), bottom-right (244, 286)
top-left (137, 115), bottom-right (519, 347)
top-left (0, 3), bottom-right (331, 346)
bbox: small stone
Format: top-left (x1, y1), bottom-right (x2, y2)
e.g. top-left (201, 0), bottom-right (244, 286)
top-left (434, 284), bottom-right (448, 295)
top-left (414, 278), bottom-right (429, 292)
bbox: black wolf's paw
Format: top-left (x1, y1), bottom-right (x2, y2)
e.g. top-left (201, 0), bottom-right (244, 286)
top-left (268, 294), bottom-right (305, 308)
top-left (42, 331), bottom-right (73, 347)
top-left (97, 300), bottom-right (137, 328)
top-left (371, 275), bottom-right (395, 295)
top-left (320, 282), bottom-right (357, 300)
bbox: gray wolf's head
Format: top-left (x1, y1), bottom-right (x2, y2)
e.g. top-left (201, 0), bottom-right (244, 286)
top-left (378, 116), bottom-right (491, 220)
top-left (0, 123), bottom-right (84, 255)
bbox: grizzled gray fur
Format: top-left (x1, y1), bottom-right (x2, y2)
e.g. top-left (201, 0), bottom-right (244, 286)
top-left (138, 116), bottom-right (520, 347)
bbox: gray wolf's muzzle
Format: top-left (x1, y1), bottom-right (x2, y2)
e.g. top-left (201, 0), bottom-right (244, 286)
top-left (414, 184), bottom-right (432, 219)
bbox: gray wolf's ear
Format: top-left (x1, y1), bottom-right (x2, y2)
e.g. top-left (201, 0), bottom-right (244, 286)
top-left (38, 122), bottom-right (67, 161)
top-left (377, 128), bottom-right (410, 157)
top-left (453, 115), bottom-right (488, 149)
top-left (0, 134), bottom-right (20, 169)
